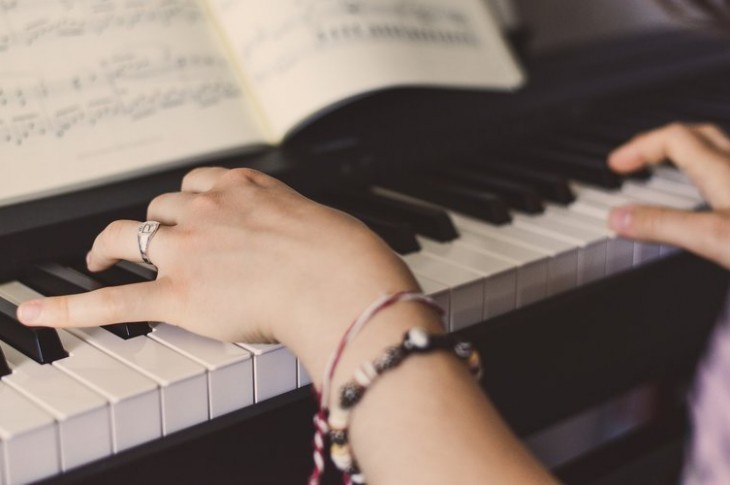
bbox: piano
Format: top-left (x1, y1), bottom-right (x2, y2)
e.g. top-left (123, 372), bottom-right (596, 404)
top-left (1, 28), bottom-right (729, 484)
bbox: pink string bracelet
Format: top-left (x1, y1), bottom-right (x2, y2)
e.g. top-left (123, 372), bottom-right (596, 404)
top-left (308, 291), bottom-right (444, 485)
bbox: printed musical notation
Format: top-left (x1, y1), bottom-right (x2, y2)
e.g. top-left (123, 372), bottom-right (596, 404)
top-left (217, 0), bottom-right (482, 84)
top-left (0, 0), bottom-right (253, 151)
top-left (0, 0), bottom-right (202, 52)
top-left (0, 48), bottom-right (241, 146)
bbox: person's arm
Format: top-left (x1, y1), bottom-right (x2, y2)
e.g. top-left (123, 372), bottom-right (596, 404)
top-left (16, 166), bottom-right (554, 484)
top-left (607, 122), bottom-right (730, 270)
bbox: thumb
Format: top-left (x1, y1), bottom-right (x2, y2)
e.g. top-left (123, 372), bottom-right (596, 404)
top-left (609, 205), bottom-right (730, 269)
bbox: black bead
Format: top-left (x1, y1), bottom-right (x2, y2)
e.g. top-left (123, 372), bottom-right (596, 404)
top-left (374, 346), bottom-right (405, 372)
top-left (340, 382), bottom-right (365, 408)
top-left (454, 341), bottom-right (473, 359)
top-left (330, 428), bottom-right (348, 445)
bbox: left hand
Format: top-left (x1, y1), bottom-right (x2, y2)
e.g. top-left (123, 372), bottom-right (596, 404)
top-left (607, 122), bottom-right (730, 269)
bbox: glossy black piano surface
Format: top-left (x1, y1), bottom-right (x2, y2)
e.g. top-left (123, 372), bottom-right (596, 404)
top-left (2, 29), bottom-right (727, 483)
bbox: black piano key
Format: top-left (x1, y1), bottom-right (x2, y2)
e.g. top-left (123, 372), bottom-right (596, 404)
top-left (320, 188), bottom-right (459, 242)
top-left (350, 212), bottom-right (421, 255)
top-left (72, 260), bottom-right (157, 286)
top-left (0, 297), bottom-right (68, 364)
top-left (422, 166), bottom-right (544, 214)
top-left (0, 346), bottom-right (9, 376)
top-left (463, 160), bottom-right (576, 204)
top-left (378, 175), bottom-right (512, 225)
top-left (21, 264), bottom-right (152, 339)
top-left (532, 135), bottom-right (653, 181)
top-left (493, 148), bottom-right (623, 189)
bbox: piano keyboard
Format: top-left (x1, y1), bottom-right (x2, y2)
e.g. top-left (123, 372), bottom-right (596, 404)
top-left (0, 151), bottom-right (703, 482)
top-left (3, 43), bottom-right (729, 481)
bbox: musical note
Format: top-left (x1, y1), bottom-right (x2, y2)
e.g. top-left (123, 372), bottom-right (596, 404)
top-left (0, 47), bottom-right (241, 145)
top-left (0, 0), bottom-right (259, 163)
top-left (212, 0), bottom-right (483, 84)
top-left (0, 0), bottom-right (202, 52)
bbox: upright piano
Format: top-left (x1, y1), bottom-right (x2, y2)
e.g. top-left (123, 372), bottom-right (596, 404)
top-left (1, 28), bottom-right (729, 484)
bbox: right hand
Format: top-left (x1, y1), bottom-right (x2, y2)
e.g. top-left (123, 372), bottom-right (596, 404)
top-left (17, 167), bottom-right (419, 354)
top-left (607, 122), bottom-right (730, 270)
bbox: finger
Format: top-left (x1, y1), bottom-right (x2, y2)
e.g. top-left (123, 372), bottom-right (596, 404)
top-left (692, 123), bottom-right (730, 152)
top-left (147, 191), bottom-right (196, 225)
top-left (87, 220), bottom-right (173, 272)
top-left (180, 167), bottom-right (230, 192)
top-left (609, 205), bottom-right (730, 268)
top-left (608, 123), bottom-right (730, 207)
top-left (17, 281), bottom-right (172, 328)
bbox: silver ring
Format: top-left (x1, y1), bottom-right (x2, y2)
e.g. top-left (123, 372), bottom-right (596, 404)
top-left (137, 221), bottom-right (161, 266)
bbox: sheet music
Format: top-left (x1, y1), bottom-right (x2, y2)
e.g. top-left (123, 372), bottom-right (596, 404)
top-left (0, 0), bottom-right (264, 206)
top-left (209, 0), bottom-right (524, 137)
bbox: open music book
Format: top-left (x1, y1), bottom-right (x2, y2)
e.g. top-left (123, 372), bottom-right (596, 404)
top-left (0, 0), bottom-right (524, 206)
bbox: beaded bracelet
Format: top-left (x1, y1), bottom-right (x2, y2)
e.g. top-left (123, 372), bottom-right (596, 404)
top-left (309, 292), bottom-right (444, 485)
top-left (328, 327), bottom-right (482, 485)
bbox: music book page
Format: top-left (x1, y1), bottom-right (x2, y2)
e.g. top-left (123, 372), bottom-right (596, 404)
top-left (1, 0), bottom-right (523, 206)
top-left (0, 0), bottom-right (265, 206)
top-left (208, 0), bottom-right (524, 138)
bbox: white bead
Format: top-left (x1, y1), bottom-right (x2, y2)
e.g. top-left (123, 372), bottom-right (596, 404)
top-left (331, 450), bottom-right (353, 470)
top-left (407, 327), bottom-right (429, 349)
top-left (328, 407), bottom-right (349, 430)
top-left (351, 473), bottom-right (366, 483)
top-left (354, 361), bottom-right (377, 386)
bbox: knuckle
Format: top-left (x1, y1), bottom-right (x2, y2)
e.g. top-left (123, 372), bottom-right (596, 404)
top-left (223, 168), bottom-right (264, 185)
top-left (189, 192), bottom-right (223, 214)
top-left (147, 193), bottom-right (169, 217)
top-left (182, 166), bottom-right (210, 185)
top-left (96, 220), bottom-right (126, 250)
top-left (663, 122), bottom-right (691, 140)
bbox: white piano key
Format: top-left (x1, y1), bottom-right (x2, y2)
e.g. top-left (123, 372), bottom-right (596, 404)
top-left (297, 360), bottom-right (312, 387)
top-left (571, 183), bottom-right (637, 208)
top-left (234, 343), bottom-right (296, 402)
top-left (411, 272), bottom-right (451, 320)
top-left (653, 166), bottom-right (693, 185)
top-left (0, 382), bottom-right (59, 484)
top-left (513, 213), bottom-right (608, 285)
top-left (0, 342), bottom-right (112, 471)
top-left (453, 214), bottom-right (578, 297)
top-left (149, 324), bottom-right (254, 418)
top-left (417, 236), bottom-right (517, 321)
top-left (374, 185), bottom-right (562, 301)
top-left (569, 193), bottom-right (662, 266)
top-left (68, 326), bottom-right (208, 435)
top-left (641, 176), bottom-right (703, 202)
top-left (56, 331), bottom-right (162, 452)
top-left (402, 252), bottom-right (484, 330)
top-left (454, 227), bottom-right (547, 307)
top-left (544, 205), bottom-right (634, 275)
top-left (621, 182), bottom-right (698, 209)
top-left (0, 281), bottom-right (163, 453)
top-left (568, 179), bottom-right (696, 261)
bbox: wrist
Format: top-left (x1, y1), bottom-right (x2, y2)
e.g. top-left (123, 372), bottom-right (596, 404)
top-left (277, 288), bottom-right (443, 390)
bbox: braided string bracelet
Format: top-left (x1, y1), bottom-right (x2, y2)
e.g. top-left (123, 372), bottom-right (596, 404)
top-left (329, 327), bottom-right (483, 485)
top-left (309, 292), bottom-right (444, 485)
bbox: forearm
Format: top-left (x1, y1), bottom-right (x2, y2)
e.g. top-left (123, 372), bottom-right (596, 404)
top-left (283, 301), bottom-right (555, 484)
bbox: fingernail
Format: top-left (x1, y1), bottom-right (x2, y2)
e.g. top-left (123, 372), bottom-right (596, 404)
top-left (609, 207), bottom-right (633, 232)
top-left (18, 301), bottom-right (42, 324)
